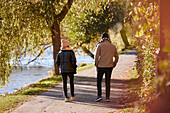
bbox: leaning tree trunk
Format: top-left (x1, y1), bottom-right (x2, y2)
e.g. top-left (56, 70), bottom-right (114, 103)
top-left (120, 26), bottom-right (130, 50)
top-left (81, 46), bottom-right (94, 59)
top-left (52, 19), bottom-right (61, 75)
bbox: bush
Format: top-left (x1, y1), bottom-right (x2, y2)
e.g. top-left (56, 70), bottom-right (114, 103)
top-left (80, 63), bottom-right (87, 67)
top-left (131, 1), bottom-right (159, 112)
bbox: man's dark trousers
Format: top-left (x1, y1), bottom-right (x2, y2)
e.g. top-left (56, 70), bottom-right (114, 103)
top-left (97, 67), bottom-right (113, 99)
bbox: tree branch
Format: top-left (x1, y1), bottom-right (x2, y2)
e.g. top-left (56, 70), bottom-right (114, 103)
top-left (26, 45), bottom-right (51, 65)
top-left (81, 46), bottom-right (94, 59)
top-left (57, 0), bottom-right (73, 22)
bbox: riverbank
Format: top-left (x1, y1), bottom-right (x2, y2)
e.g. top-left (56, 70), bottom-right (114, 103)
top-left (11, 49), bottom-right (138, 113)
top-left (0, 63), bottom-right (95, 113)
top-left (0, 47), bottom-right (136, 113)
top-left (0, 45), bottom-right (134, 96)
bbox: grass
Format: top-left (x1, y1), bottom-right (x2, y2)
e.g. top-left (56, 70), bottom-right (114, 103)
top-left (0, 95), bottom-right (31, 112)
top-left (129, 67), bottom-right (140, 79)
top-left (0, 64), bottom-right (95, 113)
top-left (118, 45), bottom-right (136, 55)
top-left (119, 108), bottom-right (135, 113)
top-left (77, 63), bottom-right (95, 72)
top-left (0, 76), bottom-right (62, 113)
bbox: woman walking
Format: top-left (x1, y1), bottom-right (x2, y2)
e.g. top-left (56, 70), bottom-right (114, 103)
top-left (57, 39), bottom-right (77, 102)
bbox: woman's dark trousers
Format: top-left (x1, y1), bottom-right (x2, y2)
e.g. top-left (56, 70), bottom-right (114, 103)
top-left (97, 67), bottom-right (113, 99)
top-left (62, 74), bottom-right (74, 98)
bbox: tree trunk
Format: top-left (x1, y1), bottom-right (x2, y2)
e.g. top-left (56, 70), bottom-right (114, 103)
top-left (150, 1), bottom-right (170, 113)
top-left (120, 26), bottom-right (130, 50)
top-left (81, 46), bottom-right (94, 59)
top-left (51, 0), bottom-right (73, 76)
top-left (52, 20), bottom-right (61, 76)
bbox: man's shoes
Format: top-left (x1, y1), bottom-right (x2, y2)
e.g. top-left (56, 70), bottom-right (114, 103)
top-left (95, 97), bottom-right (102, 102)
top-left (71, 96), bottom-right (77, 101)
top-left (64, 98), bottom-right (70, 102)
top-left (106, 98), bottom-right (110, 102)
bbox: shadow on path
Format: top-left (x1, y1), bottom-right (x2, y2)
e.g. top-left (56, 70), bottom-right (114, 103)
top-left (11, 49), bottom-right (139, 113)
top-left (39, 75), bottom-right (140, 110)
top-left (122, 51), bottom-right (137, 55)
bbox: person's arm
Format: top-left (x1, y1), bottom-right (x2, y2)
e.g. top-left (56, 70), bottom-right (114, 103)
top-left (113, 47), bottom-right (119, 68)
top-left (71, 51), bottom-right (77, 68)
top-left (94, 45), bottom-right (101, 67)
top-left (56, 53), bottom-right (60, 67)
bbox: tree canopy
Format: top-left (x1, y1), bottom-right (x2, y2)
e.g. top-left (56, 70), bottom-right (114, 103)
top-left (0, 0), bottom-right (74, 85)
top-left (0, 0), bottom-right (110, 86)
top-left (0, 0), bottom-right (52, 86)
top-left (63, 0), bottom-right (131, 58)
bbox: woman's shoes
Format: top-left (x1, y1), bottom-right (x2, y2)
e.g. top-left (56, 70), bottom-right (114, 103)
top-left (64, 98), bottom-right (70, 102)
top-left (71, 96), bottom-right (77, 101)
top-left (64, 96), bottom-right (77, 102)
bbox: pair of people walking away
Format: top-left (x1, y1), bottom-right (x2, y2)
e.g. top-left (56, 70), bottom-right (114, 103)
top-left (57, 32), bottom-right (119, 102)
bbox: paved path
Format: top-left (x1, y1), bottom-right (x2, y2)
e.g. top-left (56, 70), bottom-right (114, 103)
top-left (12, 49), bottom-right (137, 113)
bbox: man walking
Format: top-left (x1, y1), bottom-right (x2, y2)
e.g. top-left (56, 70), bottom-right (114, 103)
top-left (94, 32), bottom-right (119, 102)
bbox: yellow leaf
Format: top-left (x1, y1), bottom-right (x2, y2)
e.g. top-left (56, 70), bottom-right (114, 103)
top-left (134, 15), bottom-right (139, 21)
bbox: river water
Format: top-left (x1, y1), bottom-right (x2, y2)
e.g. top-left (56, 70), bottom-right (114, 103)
top-left (0, 47), bottom-right (94, 95)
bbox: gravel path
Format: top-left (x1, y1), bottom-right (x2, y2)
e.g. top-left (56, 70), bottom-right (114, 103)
top-left (12, 49), bottom-right (137, 113)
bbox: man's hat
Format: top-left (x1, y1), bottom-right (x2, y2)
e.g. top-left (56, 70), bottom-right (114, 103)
top-left (101, 32), bottom-right (109, 39)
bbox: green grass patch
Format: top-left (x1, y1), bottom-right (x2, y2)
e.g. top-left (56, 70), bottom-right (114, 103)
top-left (118, 45), bottom-right (136, 55)
top-left (0, 95), bottom-right (31, 112)
top-left (77, 63), bottom-right (95, 71)
top-left (129, 67), bottom-right (140, 79)
top-left (0, 76), bottom-right (62, 113)
top-left (119, 108), bottom-right (134, 113)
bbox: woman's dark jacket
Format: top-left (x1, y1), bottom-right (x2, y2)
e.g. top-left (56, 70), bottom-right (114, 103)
top-left (56, 50), bottom-right (77, 74)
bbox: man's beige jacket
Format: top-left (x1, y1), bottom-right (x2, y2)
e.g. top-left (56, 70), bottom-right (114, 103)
top-left (94, 40), bottom-right (119, 68)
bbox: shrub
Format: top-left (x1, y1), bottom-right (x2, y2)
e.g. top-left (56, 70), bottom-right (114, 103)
top-left (80, 63), bottom-right (87, 67)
